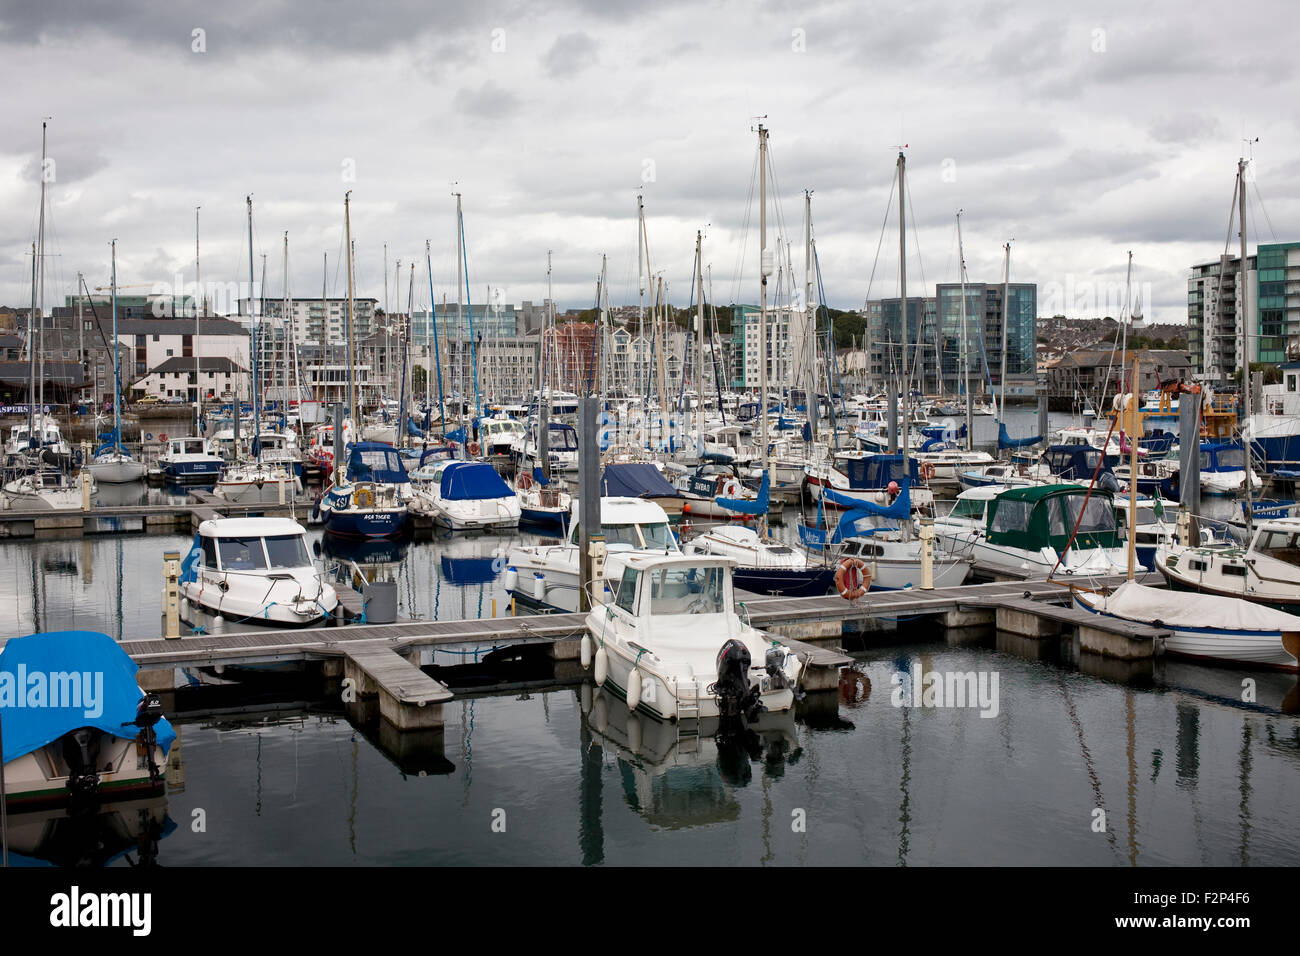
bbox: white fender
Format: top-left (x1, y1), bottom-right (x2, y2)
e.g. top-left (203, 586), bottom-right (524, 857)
top-left (593, 647), bottom-right (608, 686)
top-left (532, 573), bottom-right (546, 601)
top-left (626, 668), bottom-right (642, 712)
top-left (503, 566), bottom-right (518, 593)
top-left (580, 634), bottom-right (592, 669)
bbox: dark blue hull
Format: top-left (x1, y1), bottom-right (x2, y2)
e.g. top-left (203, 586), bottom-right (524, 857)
top-left (733, 566), bottom-right (837, 597)
top-left (1254, 434), bottom-right (1300, 473)
top-left (321, 507), bottom-right (412, 539)
top-left (163, 462), bottom-right (222, 481)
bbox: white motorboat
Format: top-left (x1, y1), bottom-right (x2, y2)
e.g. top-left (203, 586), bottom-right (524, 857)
top-left (1154, 516), bottom-right (1300, 613)
top-left (2, 468), bottom-right (94, 511)
top-left (179, 517), bottom-right (338, 627)
top-left (157, 436), bottom-right (224, 483)
top-left (1073, 581), bottom-right (1299, 671)
top-left (837, 529), bottom-right (973, 590)
top-left (584, 553), bottom-right (804, 722)
top-left (506, 497), bottom-right (679, 613)
top-left (410, 459), bottom-right (521, 531)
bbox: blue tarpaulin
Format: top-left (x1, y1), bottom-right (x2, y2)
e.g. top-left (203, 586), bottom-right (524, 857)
top-left (600, 462), bottom-right (680, 499)
top-left (717, 470), bottom-right (769, 515)
top-left (997, 421), bottom-right (1042, 449)
top-left (0, 630), bottom-right (176, 764)
top-left (820, 477), bottom-right (912, 518)
top-left (439, 461), bottom-right (513, 500)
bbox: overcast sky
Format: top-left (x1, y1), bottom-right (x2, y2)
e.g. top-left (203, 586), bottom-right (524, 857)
top-left (2, 0), bottom-right (1296, 324)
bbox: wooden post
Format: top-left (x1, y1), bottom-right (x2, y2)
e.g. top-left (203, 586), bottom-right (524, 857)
top-left (1127, 358), bottom-right (1140, 580)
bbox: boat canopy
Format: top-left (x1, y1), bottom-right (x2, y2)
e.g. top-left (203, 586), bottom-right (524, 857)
top-left (823, 477), bottom-right (911, 518)
top-left (840, 454), bottom-right (917, 490)
top-left (346, 442), bottom-right (410, 484)
top-left (997, 421), bottom-right (1042, 450)
top-left (717, 470), bottom-right (769, 515)
top-left (601, 462), bottom-right (680, 499)
top-left (0, 630), bottom-right (177, 764)
top-left (1040, 444), bottom-right (1109, 481)
top-left (1094, 580), bottom-right (1300, 633)
top-left (984, 484), bottom-right (1119, 551)
top-left (439, 461), bottom-right (513, 500)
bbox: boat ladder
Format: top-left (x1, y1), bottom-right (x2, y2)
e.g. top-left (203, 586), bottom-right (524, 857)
top-left (676, 678), bottom-right (701, 723)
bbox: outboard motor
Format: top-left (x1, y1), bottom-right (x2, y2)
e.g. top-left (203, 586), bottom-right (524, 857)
top-left (765, 646), bottom-right (790, 691)
top-left (711, 639), bottom-right (764, 723)
top-left (61, 728), bottom-right (103, 797)
top-left (132, 693), bottom-right (165, 783)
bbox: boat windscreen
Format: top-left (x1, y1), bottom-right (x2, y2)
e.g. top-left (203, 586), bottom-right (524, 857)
top-left (265, 534), bottom-right (311, 569)
top-left (218, 537), bottom-right (267, 570)
top-left (648, 565), bottom-right (725, 615)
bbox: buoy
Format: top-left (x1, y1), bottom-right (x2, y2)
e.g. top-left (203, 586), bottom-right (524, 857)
top-left (594, 647), bottom-right (608, 685)
top-left (682, 502), bottom-right (691, 515)
top-left (532, 572), bottom-right (546, 602)
top-left (580, 634), bottom-right (593, 668)
top-left (503, 566), bottom-right (518, 593)
top-left (626, 668), bottom-right (642, 712)
top-left (627, 712), bottom-right (643, 753)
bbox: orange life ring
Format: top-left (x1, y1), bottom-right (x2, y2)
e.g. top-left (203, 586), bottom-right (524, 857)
top-left (920, 462), bottom-right (936, 481)
top-left (467, 440), bottom-right (481, 457)
top-left (835, 557), bottom-right (871, 600)
top-left (518, 471), bottom-right (533, 490)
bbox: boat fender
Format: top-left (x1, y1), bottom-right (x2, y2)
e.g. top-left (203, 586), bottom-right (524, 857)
top-left (504, 566), bottom-right (518, 592)
top-left (626, 668), bottom-right (642, 712)
top-left (835, 557), bottom-right (870, 600)
top-left (594, 646), bottom-right (608, 686)
top-left (580, 634), bottom-right (592, 669)
top-left (532, 572), bottom-right (546, 601)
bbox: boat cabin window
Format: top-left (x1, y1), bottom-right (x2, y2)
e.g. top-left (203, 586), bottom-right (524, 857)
top-left (181, 439), bottom-right (205, 454)
top-left (1047, 498), bottom-right (1068, 537)
top-left (1201, 447), bottom-right (1244, 470)
top-left (949, 498), bottom-right (986, 519)
top-left (1222, 564), bottom-right (1246, 577)
top-left (614, 568), bottom-right (638, 614)
top-left (647, 565), bottom-right (726, 615)
top-left (217, 536), bottom-right (267, 571)
top-left (201, 536), bottom-right (218, 568)
top-left (1256, 530), bottom-right (1300, 567)
top-left (1063, 496), bottom-right (1116, 535)
top-left (991, 499), bottom-right (1034, 534)
top-left (1188, 559), bottom-right (1206, 572)
top-left (264, 534), bottom-right (310, 569)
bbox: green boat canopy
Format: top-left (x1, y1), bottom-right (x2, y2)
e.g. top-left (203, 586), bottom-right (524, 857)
top-left (984, 483), bottom-right (1120, 552)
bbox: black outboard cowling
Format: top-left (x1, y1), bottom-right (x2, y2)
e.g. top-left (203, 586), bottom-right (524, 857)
top-left (61, 728), bottom-right (102, 797)
top-left (765, 646), bottom-right (789, 690)
top-left (134, 693), bottom-right (164, 729)
top-left (711, 639), bottom-right (764, 722)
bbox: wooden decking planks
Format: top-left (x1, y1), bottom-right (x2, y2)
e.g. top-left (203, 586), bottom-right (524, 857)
top-left (342, 644), bottom-right (452, 706)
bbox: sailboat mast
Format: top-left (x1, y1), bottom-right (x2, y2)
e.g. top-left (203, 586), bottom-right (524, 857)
top-left (36, 122), bottom-right (47, 429)
top-left (957, 210), bottom-right (972, 450)
top-left (426, 240), bottom-right (446, 430)
top-left (319, 252), bottom-right (327, 413)
top-left (195, 207), bottom-right (202, 431)
top-left (758, 124), bottom-right (770, 475)
top-left (344, 192), bottom-right (356, 428)
top-left (111, 240), bottom-right (120, 452)
top-left (1239, 157), bottom-right (1255, 532)
top-left (27, 243), bottom-right (35, 443)
top-left (999, 242), bottom-right (1010, 423)
top-left (897, 150), bottom-right (908, 465)
top-left (695, 231), bottom-right (705, 456)
top-left (247, 197), bottom-right (261, 463)
top-left (804, 190), bottom-right (816, 443)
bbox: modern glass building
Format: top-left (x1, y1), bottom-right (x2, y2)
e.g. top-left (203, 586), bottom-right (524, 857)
top-left (931, 283), bottom-right (1037, 392)
top-left (1256, 241), bottom-right (1300, 365)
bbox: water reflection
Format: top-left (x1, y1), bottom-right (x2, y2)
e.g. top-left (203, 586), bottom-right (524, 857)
top-left (579, 686), bottom-right (801, 831)
top-left (4, 797), bottom-right (174, 868)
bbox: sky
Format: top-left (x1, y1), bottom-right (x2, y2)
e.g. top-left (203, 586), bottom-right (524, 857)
top-left (1, 0), bottom-right (1296, 324)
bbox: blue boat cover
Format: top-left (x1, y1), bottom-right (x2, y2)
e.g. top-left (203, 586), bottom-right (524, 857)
top-left (997, 421), bottom-right (1042, 449)
top-left (717, 470), bottom-right (769, 515)
top-left (346, 442), bottom-right (410, 484)
top-left (601, 462), bottom-right (680, 498)
top-left (440, 555), bottom-right (499, 585)
top-left (445, 426), bottom-right (468, 445)
top-left (841, 454), bottom-right (916, 489)
top-left (531, 465), bottom-right (550, 487)
top-left (1, 630), bottom-right (176, 764)
top-left (439, 460), bottom-right (513, 500)
top-left (821, 477), bottom-right (911, 518)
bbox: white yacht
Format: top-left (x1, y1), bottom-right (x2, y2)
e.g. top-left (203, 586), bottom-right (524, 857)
top-left (410, 459), bottom-right (521, 531)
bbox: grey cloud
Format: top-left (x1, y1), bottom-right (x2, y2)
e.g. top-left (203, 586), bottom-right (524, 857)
top-left (452, 81), bottom-right (521, 118)
top-left (543, 31), bottom-right (597, 77)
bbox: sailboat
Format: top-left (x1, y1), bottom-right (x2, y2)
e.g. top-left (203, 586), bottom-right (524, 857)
top-left (86, 241), bottom-right (145, 484)
top-left (214, 198), bottom-right (301, 505)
